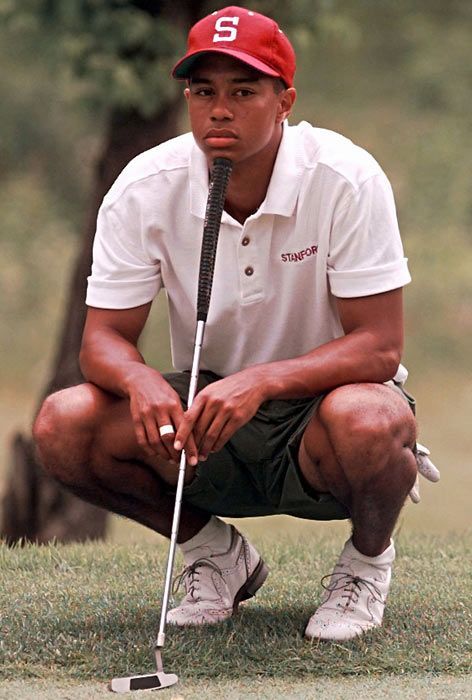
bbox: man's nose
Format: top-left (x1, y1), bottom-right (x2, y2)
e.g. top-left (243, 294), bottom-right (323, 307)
top-left (210, 94), bottom-right (233, 120)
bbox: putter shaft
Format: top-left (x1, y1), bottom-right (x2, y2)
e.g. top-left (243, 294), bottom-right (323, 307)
top-left (155, 319), bottom-right (206, 650)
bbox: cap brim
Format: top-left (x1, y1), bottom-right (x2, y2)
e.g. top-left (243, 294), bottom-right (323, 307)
top-left (172, 48), bottom-right (280, 80)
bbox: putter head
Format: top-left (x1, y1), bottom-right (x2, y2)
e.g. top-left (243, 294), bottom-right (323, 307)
top-left (110, 671), bottom-right (179, 693)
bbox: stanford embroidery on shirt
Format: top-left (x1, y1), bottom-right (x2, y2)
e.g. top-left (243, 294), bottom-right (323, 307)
top-left (281, 245), bottom-right (318, 263)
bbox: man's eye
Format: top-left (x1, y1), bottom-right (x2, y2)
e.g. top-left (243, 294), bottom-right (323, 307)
top-left (194, 88), bottom-right (212, 96)
top-left (235, 89), bottom-right (254, 97)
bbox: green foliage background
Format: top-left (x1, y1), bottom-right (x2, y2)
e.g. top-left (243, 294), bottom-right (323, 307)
top-left (1, 0), bottom-right (470, 391)
top-left (0, 2), bottom-right (471, 535)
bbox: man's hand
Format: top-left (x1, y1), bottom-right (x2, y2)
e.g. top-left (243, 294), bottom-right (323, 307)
top-left (174, 369), bottom-right (266, 461)
top-left (80, 306), bottom-right (200, 468)
top-left (126, 365), bottom-right (199, 466)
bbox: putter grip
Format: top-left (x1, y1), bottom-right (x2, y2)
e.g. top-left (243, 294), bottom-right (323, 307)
top-left (197, 157), bottom-right (232, 322)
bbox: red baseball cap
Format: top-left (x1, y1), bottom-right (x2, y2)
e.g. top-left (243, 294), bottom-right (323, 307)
top-left (172, 6), bottom-right (296, 88)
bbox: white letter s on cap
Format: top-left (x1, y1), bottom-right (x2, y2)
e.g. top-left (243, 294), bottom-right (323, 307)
top-left (213, 16), bottom-right (240, 43)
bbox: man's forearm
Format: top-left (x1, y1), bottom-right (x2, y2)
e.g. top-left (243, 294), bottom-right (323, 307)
top-left (79, 328), bottom-right (155, 398)
top-left (251, 289), bottom-right (405, 402)
top-left (249, 330), bottom-right (401, 403)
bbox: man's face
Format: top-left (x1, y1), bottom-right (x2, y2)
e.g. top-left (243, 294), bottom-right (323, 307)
top-left (184, 54), bottom-right (295, 167)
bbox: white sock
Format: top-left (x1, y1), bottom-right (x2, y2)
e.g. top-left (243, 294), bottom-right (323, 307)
top-left (179, 516), bottom-right (232, 564)
top-left (347, 538), bottom-right (396, 567)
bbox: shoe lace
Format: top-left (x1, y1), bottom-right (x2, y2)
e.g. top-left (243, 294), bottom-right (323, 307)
top-left (172, 558), bottom-right (224, 602)
top-left (320, 571), bottom-right (384, 611)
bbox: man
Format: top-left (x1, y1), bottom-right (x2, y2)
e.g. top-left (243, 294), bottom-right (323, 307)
top-left (33, 6), bottom-right (438, 641)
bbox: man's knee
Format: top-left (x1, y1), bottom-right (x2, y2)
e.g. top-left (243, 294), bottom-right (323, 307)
top-left (318, 384), bottom-right (416, 459)
top-left (33, 383), bottom-right (102, 483)
top-left (300, 383), bottom-right (418, 507)
top-left (307, 384), bottom-right (416, 488)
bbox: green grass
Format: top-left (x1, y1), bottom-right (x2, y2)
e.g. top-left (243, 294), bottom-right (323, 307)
top-left (1, 531), bottom-right (470, 689)
top-left (1, 675), bottom-right (472, 700)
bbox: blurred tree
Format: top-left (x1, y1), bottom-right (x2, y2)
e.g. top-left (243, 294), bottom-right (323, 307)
top-left (0, 0), bottom-right (208, 544)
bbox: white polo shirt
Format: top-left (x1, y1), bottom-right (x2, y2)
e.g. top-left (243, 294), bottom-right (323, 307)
top-left (87, 121), bottom-right (411, 378)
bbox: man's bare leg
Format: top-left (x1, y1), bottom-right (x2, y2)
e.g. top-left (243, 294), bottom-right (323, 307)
top-left (298, 383), bottom-right (417, 555)
top-left (33, 383), bottom-right (210, 543)
top-left (298, 382), bottom-right (417, 641)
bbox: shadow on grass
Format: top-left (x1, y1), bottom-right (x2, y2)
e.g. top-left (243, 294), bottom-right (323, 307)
top-left (2, 600), bottom-right (469, 683)
top-left (66, 601), bottom-right (469, 681)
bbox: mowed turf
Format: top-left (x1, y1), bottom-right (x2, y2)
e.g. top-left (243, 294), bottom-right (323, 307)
top-left (1, 530), bottom-right (471, 693)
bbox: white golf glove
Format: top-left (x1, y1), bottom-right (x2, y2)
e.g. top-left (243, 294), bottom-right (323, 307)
top-left (409, 442), bottom-right (441, 503)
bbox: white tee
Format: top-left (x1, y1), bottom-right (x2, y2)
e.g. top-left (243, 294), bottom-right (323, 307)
top-left (87, 121), bottom-right (411, 378)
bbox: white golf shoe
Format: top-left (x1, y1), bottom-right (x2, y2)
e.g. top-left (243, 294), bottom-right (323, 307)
top-left (305, 538), bottom-right (395, 641)
top-left (167, 526), bottom-right (268, 625)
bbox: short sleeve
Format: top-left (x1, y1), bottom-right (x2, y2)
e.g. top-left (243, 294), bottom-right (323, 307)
top-left (327, 173), bottom-right (411, 298)
top-left (86, 198), bottom-right (162, 309)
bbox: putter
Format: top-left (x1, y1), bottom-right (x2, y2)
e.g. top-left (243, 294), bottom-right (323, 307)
top-left (110, 156), bottom-right (233, 693)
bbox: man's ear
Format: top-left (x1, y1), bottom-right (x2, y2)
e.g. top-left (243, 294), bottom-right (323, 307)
top-left (276, 87), bottom-right (297, 123)
top-left (184, 87), bottom-right (190, 102)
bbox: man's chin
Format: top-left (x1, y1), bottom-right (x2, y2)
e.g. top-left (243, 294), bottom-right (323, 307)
top-left (197, 141), bottom-right (241, 165)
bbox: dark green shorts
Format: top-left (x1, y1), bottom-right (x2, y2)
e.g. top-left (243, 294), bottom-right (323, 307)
top-left (165, 370), bottom-right (350, 521)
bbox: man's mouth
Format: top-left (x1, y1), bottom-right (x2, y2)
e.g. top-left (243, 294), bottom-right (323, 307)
top-left (204, 129), bottom-right (238, 147)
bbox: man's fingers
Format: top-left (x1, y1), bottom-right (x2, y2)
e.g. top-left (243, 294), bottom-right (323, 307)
top-left (199, 406), bottom-right (252, 458)
top-left (205, 416), bottom-right (239, 456)
top-left (190, 400), bottom-right (237, 459)
top-left (174, 404), bottom-right (200, 451)
top-left (134, 422), bottom-right (151, 455)
top-left (177, 397), bottom-right (256, 460)
top-left (173, 411), bottom-right (199, 466)
top-left (141, 416), bottom-right (176, 462)
top-left (183, 433), bottom-right (199, 467)
top-left (159, 404), bottom-right (200, 464)
top-left (133, 405), bottom-right (180, 462)
top-left (157, 422), bottom-right (179, 462)
top-left (197, 413), bottom-right (232, 460)
top-left (142, 416), bottom-right (161, 452)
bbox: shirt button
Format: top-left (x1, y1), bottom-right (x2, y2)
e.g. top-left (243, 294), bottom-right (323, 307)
top-left (245, 266), bottom-right (254, 276)
top-left (241, 236), bottom-right (250, 246)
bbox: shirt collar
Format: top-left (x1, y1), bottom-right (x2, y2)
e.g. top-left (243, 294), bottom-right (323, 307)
top-left (189, 121), bottom-right (304, 221)
top-left (259, 121), bottom-right (304, 217)
top-left (189, 144), bottom-right (209, 220)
